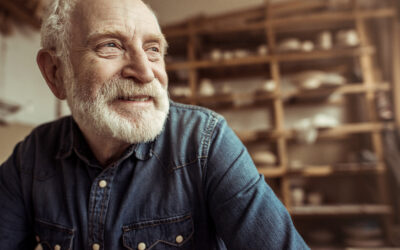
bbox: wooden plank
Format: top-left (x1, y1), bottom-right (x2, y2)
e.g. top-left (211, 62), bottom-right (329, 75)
top-left (187, 21), bottom-right (198, 105)
top-left (265, 0), bottom-right (292, 208)
top-left (317, 122), bottom-right (395, 138)
top-left (163, 8), bottom-right (396, 37)
top-left (195, 55), bottom-right (271, 68)
top-left (198, 5), bottom-right (263, 26)
top-left (166, 47), bottom-right (374, 71)
top-left (258, 163), bottom-right (386, 178)
top-left (290, 204), bottom-right (392, 216)
top-left (392, 19), bottom-right (400, 128)
top-left (237, 129), bottom-right (285, 142)
top-left (258, 167), bottom-right (285, 178)
top-left (335, 83), bottom-right (390, 93)
top-left (354, 16), bottom-right (387, 231)
top-left (282, 82), bottom-right (391, 101)
top-left (172, 83), bottom-right (391, 109)
top-left (196, 22), bottom-right (265, 35)
top-left (194, 92), bottom-right (276, 104)
top-left (275, 46), bottom-right (374, 62)
top-left (294, 163), bottom-right (386, 177)
top-left (235, 122), bottom-right (395, 142)
top-left (270, 0), bottom-right (327, 17)
top-left (270, 8), bottom-right (396, 27)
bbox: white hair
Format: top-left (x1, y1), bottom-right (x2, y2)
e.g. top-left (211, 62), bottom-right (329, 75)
top-left (40, 0), bottom-right (77, 65)
top-left (40, 0), bottom-right (167, 58)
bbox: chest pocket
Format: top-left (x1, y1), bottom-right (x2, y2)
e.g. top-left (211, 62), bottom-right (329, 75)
top-left (122, 214), bottom-right (194, 250)
top-left (34, 219), bottom-right (75, 250)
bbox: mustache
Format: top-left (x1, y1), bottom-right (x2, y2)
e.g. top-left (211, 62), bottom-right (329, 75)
top-left (97, 78), bottom-right (167, 101)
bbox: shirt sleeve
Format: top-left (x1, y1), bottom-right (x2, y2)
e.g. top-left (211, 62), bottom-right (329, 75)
top-left (204, 118), bottom-right (309, 249)
top-left (0, 143), bottom-right (36, 249)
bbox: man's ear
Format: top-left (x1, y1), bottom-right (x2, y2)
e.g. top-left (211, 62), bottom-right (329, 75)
top-left (37, 49), bottom-right (67, 100)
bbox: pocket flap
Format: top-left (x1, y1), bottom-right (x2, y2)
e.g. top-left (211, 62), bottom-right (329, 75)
top-left (35, 219), bottom-right (74, 250)
top-left (122, 214), bottom-right (193, 249)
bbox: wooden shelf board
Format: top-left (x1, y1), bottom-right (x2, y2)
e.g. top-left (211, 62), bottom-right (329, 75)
top-left (334, 82), bottom-right (391, 94)
top-left (200, 92), bottom-right (276, 104)
top-left (197, 22), bottom-right (266, 35)
top-left (271, 8), bottom-right (396, 27)
top-left (236, 122), bottom-right (395, 142)
top-left (170, 94), bottom-right (275, 110)
top-left (258, 163), bottom-right (385, 178)
top-left (166, 47), bottom-right (373, 71)
top-left (316, 122), bottom-right (395, 138)
top-left (282, 82), bottom-right (390, 102)
top-left (258, 167), bottom-right (285, 178)
top-left (195, 55), bottom-right (270, 68)
top-left (290, 163), bottom-right (386, 177)
top-left (290, 204), bottom-right (392, 216)
top-left (274, 47), bottom-right (374, 63)
top-left (237, 129), bottom-right (283, 143)
top-left (163, 8), bottom-right (396, 37)
top-left (170, 82), bottom-right (391, 109)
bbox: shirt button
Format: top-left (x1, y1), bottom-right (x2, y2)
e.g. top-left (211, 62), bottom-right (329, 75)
top-left (92, 243), bottom-right (100, 250)
top-left (98, 180), bottom-right (107, 188)
top-left (54, 245), bottom-right (61, 250)
top-left (138, 242), bottom-right (146, 250)
top-left (176, 235), bottom-right (184, 244)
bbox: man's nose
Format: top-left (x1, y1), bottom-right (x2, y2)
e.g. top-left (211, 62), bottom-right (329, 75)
top-left (121, 50), bottom-right (155, 84)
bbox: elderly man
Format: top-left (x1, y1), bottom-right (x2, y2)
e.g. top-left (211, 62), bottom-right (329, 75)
top-left (0, 0), bottom-right (308, 249)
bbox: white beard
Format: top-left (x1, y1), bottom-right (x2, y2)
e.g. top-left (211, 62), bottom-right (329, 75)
top-left (65, 74), bottom-right (169, 144)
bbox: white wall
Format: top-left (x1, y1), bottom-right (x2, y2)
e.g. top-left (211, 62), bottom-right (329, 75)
top-left (0, 27), bottom-right (56, 126)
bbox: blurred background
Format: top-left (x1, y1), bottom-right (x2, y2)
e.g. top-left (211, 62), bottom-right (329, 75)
top-left (1, 0), bottom-right (400, 248)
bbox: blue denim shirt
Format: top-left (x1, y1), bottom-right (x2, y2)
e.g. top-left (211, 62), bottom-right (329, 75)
top-left (0, 101), bottom-right (308, 250)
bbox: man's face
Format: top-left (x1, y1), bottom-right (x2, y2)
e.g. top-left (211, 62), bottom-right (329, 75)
top-left (63, 0), bottom-right (169, 144)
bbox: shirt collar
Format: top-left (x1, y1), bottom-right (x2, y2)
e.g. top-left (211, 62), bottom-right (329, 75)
top-left (55, 116), bottom-right (74, 160)
top-left (55, 116), bottom-right (154, 162)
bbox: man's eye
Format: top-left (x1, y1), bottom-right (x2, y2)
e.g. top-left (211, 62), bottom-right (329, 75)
top-left (148, 47), bottom-right (160, 53)
top-left (104, 42), bottom-right (118, 48)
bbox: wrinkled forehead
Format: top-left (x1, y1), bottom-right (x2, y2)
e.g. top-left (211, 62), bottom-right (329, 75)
top-left (70, 0), bottom-right (163, 44)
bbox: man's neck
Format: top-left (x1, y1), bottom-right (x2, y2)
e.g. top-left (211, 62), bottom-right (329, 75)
top-left (77, 123), bottom-right (130, 167)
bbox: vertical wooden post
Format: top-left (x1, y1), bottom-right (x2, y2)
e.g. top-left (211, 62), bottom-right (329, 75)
top-left (355, 16), bottom-right (384, 160)
top-left (264, 0), bottom-right (291, 208)
top-left (389, 13), bottom-right (400, 246)
top-left (188, 21), bottom-right (198, 105)
top-left (392, 19), bottom-right (400, 129)
top-left (354, 0), bottom-right (392, 243)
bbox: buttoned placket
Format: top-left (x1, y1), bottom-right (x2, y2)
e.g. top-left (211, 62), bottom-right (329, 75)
top-left (87, 165), bottom-right (118, 250)
top-left (68, 118), bottom-right (154, 249)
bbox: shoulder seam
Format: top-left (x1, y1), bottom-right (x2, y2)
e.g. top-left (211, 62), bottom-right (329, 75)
top-left (200, 112), bottom-right (221, 160)
top-left (170, 101), bottom-right (222, 118)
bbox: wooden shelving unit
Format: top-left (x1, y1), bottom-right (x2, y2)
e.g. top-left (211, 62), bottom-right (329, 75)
top-left (163, 0), bottom-right (399, 247)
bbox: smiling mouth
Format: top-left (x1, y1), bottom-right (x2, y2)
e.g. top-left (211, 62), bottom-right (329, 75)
top-left (117, 96), bottom-right (152, 102)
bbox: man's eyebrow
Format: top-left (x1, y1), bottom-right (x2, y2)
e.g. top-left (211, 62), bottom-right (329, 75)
top-left (85, 31), bottom-right (126, 45)
top-left (144, 33), bottom-right (169, 52)
top-left (86, 31), bottom-right (168, 51)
